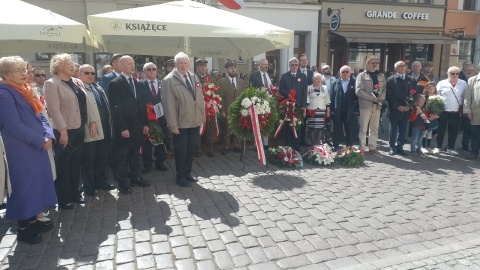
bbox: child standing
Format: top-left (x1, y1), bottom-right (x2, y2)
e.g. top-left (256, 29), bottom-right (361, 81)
top-left (410, 94), bottom-right (430, 155)
top-left (423, 82), bottom-right (440, 154)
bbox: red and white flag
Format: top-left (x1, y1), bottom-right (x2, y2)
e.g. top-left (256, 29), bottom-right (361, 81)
top-left (218, 0), bottom-right (245, 10)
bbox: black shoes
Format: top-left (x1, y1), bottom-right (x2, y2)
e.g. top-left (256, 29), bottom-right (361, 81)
top-left (30, 219), bottom-right (54, 233)
top-left (84, 189), bottom-right (97, 197)
top-left (75, 196), bottom-right (86, 204)
top-left (94, 183), bottom-right (116, 191)
top-left (142, 167), bottom-right (151, 174)
top-left (389, 148), bottom-right (396, 155)
top-left (130, 178), bottom-right (151, 187)
top-left (186, 174), bottom-right (198, 182)
top-left (156, 163), bottom-right (168, 171)
top-left (396, 149), bottom-right (408, 156)
top-left (118, 184), bottom-right (132, 195)
top-left (17, 226), bottom-right (42, 244)
top-left (176, 178), bottom-right (190, 187)
top-left (59, 202), bottom-right (75, 210)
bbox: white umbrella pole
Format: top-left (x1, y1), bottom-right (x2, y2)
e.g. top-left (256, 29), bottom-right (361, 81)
top-left (184, 36), bottom-right (191, 54)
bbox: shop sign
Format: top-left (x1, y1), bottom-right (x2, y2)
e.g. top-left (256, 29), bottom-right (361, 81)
top-left (365, 10), bottom-right (429, 20)
top-left (451, 31), bottom-right (465, 39)
top-left (330, 13), bottom-right (341, 31)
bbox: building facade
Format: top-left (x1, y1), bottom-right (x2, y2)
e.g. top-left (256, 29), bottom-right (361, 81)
top-left (320, 0), bottom-right (453, 77)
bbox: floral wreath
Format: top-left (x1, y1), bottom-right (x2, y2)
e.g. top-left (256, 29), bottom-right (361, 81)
top-left (336, 146), bottom-right (364, 167)
top-left (200, 76), bottom-right (222, 136)
top-left (274, 89), bottom-right (304, 138)
top-left (267, 146), bottom-right (303, 168)
top-left (227, 87), bottom-right (278, 141)
top-left (304, 144), bottom-right (336, 166)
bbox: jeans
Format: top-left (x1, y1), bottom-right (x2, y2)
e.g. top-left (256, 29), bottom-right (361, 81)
top-left (411, 127), bottom-right (425, 152)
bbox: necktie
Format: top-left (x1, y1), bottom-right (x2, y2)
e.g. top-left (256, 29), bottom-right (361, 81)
top-left (231, 78), bottom-right (236, 90)
top-left (128, 77), bottom-right (136, 98)
top-left (303, 69), bottom-right (306, 74)
top-left (292, 73), bottom-right (296, 83)
top-left (263, 73), bottom-right (268, 88)
top-left (184, 75), bottom-right (194, 95)
top-left (90, 85), bottom-right (103, 106)
top-left (150, 80), bottom-right (157, 99)
top-left (401, 75), bottom-right (405, 80)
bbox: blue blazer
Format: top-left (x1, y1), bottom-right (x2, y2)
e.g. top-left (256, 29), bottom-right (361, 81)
top-left (279, 71), bottom-right (308, 108)
top-left (330, 77), bottom-right (359, 123)
top-left (100, 71), bottom-right (117, 95)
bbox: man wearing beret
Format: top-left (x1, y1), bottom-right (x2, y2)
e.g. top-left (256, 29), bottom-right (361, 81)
top-left (159, 59), bottom-right (175, 80)
top-left (217, 60), bottom-right (248, 155)
top-left (195, 59), bottom-right (215, 157)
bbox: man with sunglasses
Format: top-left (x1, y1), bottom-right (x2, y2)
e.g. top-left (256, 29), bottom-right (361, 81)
top-left (140, 62), bottom-right (168, 173)
top-left (33, 67), bottom-right (47, 95)
top-left (78, 64), bottom-right (115, 196)
top-left (279, 57), bottom-right (308, 151)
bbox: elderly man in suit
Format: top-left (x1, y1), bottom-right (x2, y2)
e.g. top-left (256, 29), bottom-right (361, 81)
top-left (100, 54), bottom-right (123, 94)
top-left (140, 62), bottom-right (168, 173)
top-left (330, 65), bottom-right (359, 150)
top-left (355, 55), bottom-right (386, 155)
top-left (279, 57), bottom-right (308, 151)
top-left (464, 63), bottom-right (480, 159)
top-left (108, 55), bottom-right (150, 195)
top-left (162, 52), bottom-right (205, 187)
top-left (386, 61), bottom-right (413, 156)
top-left (78, 64), bottom-right (115, 196)
top-left (249, 58), bottom-right (273, 149)
top-left (217, 60), bottom-right (248, 155)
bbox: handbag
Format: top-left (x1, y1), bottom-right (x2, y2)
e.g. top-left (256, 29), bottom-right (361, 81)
top-left (450, 86), bottom-right (463, 116)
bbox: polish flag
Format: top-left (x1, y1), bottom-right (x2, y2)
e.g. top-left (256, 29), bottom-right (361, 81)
top-left (218, 0), bottom-right (245, 10)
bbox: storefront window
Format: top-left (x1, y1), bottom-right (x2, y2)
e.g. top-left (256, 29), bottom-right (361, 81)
top-left (463, 0), bottom-right (476, 10)
top-left (348, 43), bottom-right (382, 70)
top-left (404, 44), bottom-right (432, 65)
top-left (450, 39), bottom-right (474, 67)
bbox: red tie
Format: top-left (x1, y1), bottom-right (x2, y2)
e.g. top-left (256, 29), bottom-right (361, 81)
top-left (150, 80), bottom-right (157, 99)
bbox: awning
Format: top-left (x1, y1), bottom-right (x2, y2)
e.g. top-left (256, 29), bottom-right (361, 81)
top-left (330, 31), bottom-right (455, 45)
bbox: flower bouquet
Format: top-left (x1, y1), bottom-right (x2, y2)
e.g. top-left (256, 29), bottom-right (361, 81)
top-left (267, 146), bottom-right (303, 168)
top-left (405, 89), bottom-right (416, 110)
top-left (201, 76), bottom-right (222, 136)
top-left (146, 103), bottom-right (164, 146)
top-left (335, 146), bottom-right (364, 167)
top-left (426, 95), bottom-right (446, 115)
top-left (372, 83), bottom-right (382, 97)
top-left (228, 87), bottom-right (278, 141)
top-left (303, 144), bottom-right (337, 166)
top-left (274, 89), bottom-right (304, 138)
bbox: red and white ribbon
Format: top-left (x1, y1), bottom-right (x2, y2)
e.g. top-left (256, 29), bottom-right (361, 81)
top-left (250, 104), bottom-right (265, 165)
top-left (200, 101), bottom-right (220, 137)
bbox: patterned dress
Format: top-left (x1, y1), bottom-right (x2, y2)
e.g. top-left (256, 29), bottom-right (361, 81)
top-left (307, 85), bottom-right (330, 129)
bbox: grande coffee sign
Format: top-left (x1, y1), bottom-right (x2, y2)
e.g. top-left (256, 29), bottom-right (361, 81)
top-left (366, 10), bottom-right (429, 20)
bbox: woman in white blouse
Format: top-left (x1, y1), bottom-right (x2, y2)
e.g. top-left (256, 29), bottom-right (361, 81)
top-left (436, 66), bottom-right (468, 154)
top-left (306, 73), bottom-right (330, 145)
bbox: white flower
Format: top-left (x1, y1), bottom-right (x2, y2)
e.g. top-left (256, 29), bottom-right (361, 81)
top-left (279, 119), bottom-right (284, 124)
top-left (218, 97), bottom-right (222, 101)
top-left (240, 109), bottom-right (249, 117)
top-left (263, 100), bottom-right (269, 107)
top-left (297, 121), bottom-right (302, 125)
top-left (286, 118), bottom-right (291, 121)
top-left (265, 107), bottom-right (271, 113)
top-left (208, 83), bottom-right (214, 89)
top-left (206, 90), bottom-right (212, 96)
top-left (293, 117), bottom-right (297, 121)
top-left (218, 104), bottom-right (222, 109)
top-left (241, 98), bottom-right (252, 108)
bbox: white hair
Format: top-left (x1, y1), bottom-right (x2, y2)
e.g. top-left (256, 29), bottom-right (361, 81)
top-left (143, 62), bottom-right (156, 71)
top-left (174, 52), bottom-right (190, 64)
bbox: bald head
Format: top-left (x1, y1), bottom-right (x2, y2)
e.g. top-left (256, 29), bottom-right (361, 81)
top-left (78, 64), bottom-right (96, 84)
top-left (120, 56), bottom-right (135, 77)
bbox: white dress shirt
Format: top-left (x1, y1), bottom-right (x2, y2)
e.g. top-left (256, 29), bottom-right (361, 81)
top-left (437, 79), bottom-right (468, 112)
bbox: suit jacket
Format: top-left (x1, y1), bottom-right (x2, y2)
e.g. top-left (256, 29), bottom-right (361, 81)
top-left (83, 83), bottom-right (104, 143)
top-left (161, 69), bottom-right (205, 131)
top-left (355, 71), bottom-right (386, 109)
top-left (299, 68), bottom-right (314, 86)
top-left (386, 74), bottom-right (415, 120)
top-left (408, 71), bottom-right (430, 94)
top-left (100, 71), bottom-right (117, 95)
top-left (44, 75), bottom-right (95, 131)
top-left (330, 77), bottom-right (359, 123)
top-left (464, 74), bottom-right (480, 125)
top-left (217, 77), bottom-right (248, 116)
top-left (141, 78), bottom-right (167, 126)
top-left (279, 71), bottom-right (308, 108)
top-left (108, 74), bottom-right (148, 147)
top-left (249, 71), bottom-right (273, 89)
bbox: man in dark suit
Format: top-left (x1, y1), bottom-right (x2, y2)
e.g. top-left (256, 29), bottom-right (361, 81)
top-left (140, 62), bottom-right (168, 173)
top-left (108, 55), bottom-right (150, 194)
top-left (249, 58), bottom-right (273, 149)
top-left (330, 65), bottom-right (359, 150)
top-left (100, 54), bottom-right (123, 94)
top-left (386, 61), bottom-right (414, 156)
top-left (249, 59), bottom-right (273, 89)
top-left (279, 57), bottom-right (308, 151)
top-left (298, 54), bottom-right (314, 146)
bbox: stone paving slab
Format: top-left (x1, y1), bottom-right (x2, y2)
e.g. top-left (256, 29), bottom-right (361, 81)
top-left (1, 122), bottom-right (480, 269)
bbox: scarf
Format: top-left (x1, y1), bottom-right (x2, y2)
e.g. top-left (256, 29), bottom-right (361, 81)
top-left (3, 80), bottom-right (43, 115)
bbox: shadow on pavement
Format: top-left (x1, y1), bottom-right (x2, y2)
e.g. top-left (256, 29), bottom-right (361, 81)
top-left (251, 173), bottom-right (307, 190)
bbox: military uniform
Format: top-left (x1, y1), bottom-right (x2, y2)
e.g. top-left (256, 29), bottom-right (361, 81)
top-left (195, 59), bottom-right (215, 157)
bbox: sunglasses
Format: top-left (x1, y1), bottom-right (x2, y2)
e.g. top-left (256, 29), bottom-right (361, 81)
top-left (449, 73), bottom-right (460, 75)
top-left (290, 64), bottom-right (299, 66)
top-left (34, 74), bottom-right (46, 77)
top-left (83, 72), bottom-right (96, 76)
top-left (146, 68), bottom-right (157, 71)
top-left (341, 71), bottom-right (350, 74)
top-left (369, 62), bottom-right (379, 65)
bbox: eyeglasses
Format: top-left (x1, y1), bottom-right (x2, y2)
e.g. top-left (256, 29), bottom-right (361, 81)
top-left (369, 62), bottom-right (379, 65)
top-left (290, 64), bottom-right (299, 66)
top-left (83, 72), bottom-right (96, 76)
top-left (15, 68), bottom-right (28, 75)
top-left (449, 73), bottom-right (460, 75)
top-left (341, 71), bottom-right (350, 74)
top-left (146, 68), bottom-right (157, 71)
top-left (397, 65), bottom-right (406, 68)
top-left (34, 74), bottom-right (46, 77)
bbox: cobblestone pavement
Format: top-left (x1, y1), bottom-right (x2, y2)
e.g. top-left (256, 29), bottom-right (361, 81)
top-left (1, 125), bottom-right (480, 269)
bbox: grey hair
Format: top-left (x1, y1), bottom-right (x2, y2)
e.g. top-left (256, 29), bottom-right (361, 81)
top-left (447, 66), bottom-right (461, 74)
top-left (394, 61), bottom-right (405, 69)
top-left (143, 62), bottom-right (156, 71)
top-left (174, 52), bottom-right (190, 64)
top-left (339, 65), bottom-right (351, 73)
top-left (313, 72), bottom-right (323, 81)
top-left (0, 56), bottom-right (25, 77)
top-left (288, 57), bottom-right (299, 64)
top-left (411, 61), bottom-right (421, 68)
